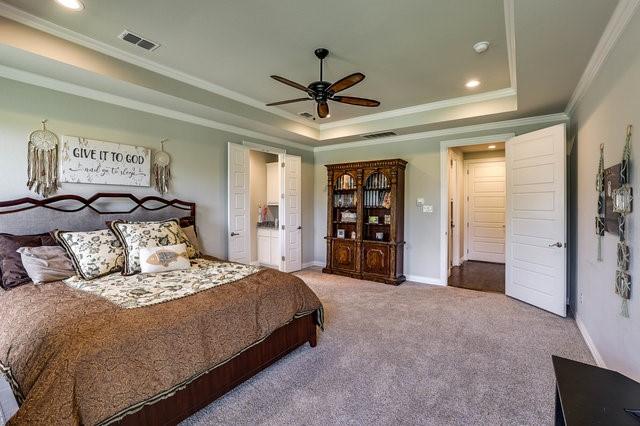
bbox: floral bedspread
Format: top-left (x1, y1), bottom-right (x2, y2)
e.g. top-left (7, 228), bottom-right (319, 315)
top-left (64, 258), bottom-right (261, 309)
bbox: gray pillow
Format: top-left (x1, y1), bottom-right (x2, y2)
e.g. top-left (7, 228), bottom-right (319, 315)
top-left (16, 246), bottom-right (76, 284)
top-left (181, 225), bottom-right (201, 254)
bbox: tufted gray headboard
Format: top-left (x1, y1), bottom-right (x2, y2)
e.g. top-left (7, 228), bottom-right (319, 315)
top-left (0, 193), bottom-right (196, 235)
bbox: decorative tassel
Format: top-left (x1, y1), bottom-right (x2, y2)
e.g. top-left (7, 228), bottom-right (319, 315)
top-left (26, 120), bottom-right (59, 197)
top-left (153, 139), bottom-right (171, 195)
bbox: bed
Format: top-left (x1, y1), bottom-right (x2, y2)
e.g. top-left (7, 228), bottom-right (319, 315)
top-left (0, 193), bottom-right (323, 426)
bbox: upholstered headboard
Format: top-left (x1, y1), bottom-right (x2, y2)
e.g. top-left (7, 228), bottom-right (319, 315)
top-left (0, 193), bottom-right (196, 235)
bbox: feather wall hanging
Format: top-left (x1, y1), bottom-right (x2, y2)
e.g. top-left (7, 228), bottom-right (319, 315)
top-left (153, 138), bottom-right (171, 195)
top-left (27, 120), bottom-right (59, 197)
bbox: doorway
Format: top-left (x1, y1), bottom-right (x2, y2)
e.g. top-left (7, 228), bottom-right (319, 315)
top-left (447, 142), bottom-right (506, 293)
top-left (440, 124), bottom-right (568, 317)
top-left (227, 142), bottom-right (302, 272)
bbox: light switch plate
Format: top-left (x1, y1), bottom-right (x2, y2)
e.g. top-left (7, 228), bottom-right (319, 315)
top-left (423, 205), bottom-right (433, 213)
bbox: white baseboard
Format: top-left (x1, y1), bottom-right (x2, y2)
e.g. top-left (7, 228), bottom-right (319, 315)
top-left (405, 274), bottom-right (444, 285)
top-left (575, 316), bottom-right (606, 368)
top-left (302, 261), bottom-right (324, 269)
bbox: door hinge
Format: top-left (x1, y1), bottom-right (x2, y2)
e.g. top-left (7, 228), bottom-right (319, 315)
top-left (467, 249), bottom-right (469, 253)
top-left (281, 256), bottom-right (285, 261)
top-left (281, 193), bottom-right (285, 199)
top-left (281, 225), bottom-right (285, 230)
top-left (467, 222), bottom-right (469, 227)
top-left (467, 196), bottom-right (469, 202)
top-left (281, 162), bottom-right (285, 168)
top-left (450, 159), bottom-right (453, 167)
top-left (466, 169), bottom-right (469, 175)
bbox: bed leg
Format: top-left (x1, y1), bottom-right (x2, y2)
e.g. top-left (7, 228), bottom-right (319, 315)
top-left (308, 329), bottom-right (317, 348)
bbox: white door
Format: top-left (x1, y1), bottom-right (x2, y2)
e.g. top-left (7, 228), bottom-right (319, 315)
top-left (506, 124), bottom-right (566, 317)
top-left (227, 143), bottom-right (250, 264)
top-left (465, 159), bottom-right (506, 263)
top-left (283, 155), bottom-right (302, 272)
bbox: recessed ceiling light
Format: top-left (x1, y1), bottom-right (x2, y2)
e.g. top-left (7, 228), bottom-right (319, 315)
top-left (465, 79), bottom-right (480, 89)
top-left (473, 41), bottom-right (490, 54)
top-left (488, 145), bottom-right (496, 149)
top-left (55, 0), bottom-right (84, 11)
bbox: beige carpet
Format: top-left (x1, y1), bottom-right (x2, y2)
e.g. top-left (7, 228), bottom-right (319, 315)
top-left (182, 269), bottom-right (593, 425)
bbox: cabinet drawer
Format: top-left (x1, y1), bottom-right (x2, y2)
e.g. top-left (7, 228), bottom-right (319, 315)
top-left (331, 239), bottom-right (357, 272)
top-left (362, 243), bottom-right (390, 276)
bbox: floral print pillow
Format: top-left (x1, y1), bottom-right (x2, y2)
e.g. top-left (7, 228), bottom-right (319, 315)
top-left (110, 219), bottom-right (199, 275)
top-left (54, 229), bottom-right (125, 280)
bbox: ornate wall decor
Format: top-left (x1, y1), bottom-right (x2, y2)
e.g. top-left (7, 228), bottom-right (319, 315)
top-left (614, 125), bottom-right (633, 317)
top-left (27, 120), bottom-right (59, 197)
top-left (603, 163), bottom-right (622, 233)
top-left (152, 139), bottom-right (171, 195)
top-left (60, 136), bottom-right (151, 186)
top-left (595, 144), bottom-right (605, 261)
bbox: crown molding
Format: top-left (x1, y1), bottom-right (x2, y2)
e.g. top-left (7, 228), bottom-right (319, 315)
top-left (504, 0), bottom-right (517, 91)
top-left (0, 1), bottom-right (317, 129)
top-left (565, 0), bottom-right (640, 115)
top-left (313, 113), bottom-right (569, 152)
top-left (0, 64), bottom-right (315, 152)
top-left (318, 88), bottom-right (517, 131)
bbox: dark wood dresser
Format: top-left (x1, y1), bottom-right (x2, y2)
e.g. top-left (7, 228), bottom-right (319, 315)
top-left (322, 159), bottom-right (406, 285)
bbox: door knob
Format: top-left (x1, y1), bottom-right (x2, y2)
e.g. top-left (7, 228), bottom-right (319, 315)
top-left (548, 242), bottom-right (563, 248)
top-left (230, 232), bottom-right (239, 237)
top-left (297, 226), bottom-right (303, 230)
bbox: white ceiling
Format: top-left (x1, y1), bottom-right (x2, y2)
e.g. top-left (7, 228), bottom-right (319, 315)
top-left (0, 0), bottom-right (620, 147)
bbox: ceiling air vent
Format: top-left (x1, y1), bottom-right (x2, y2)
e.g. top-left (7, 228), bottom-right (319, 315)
top-left (118, 30), bottom-right (160, 51)
top-left (363, 131), bottom-right (397, 139)
top-left (298, 112), bottom-right (315, 120)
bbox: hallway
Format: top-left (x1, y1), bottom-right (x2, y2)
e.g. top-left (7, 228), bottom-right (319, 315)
top-left (448, 261), bottom-right (505, 293)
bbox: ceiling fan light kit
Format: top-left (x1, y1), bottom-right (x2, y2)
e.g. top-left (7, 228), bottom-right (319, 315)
top-left (267, 48), bottom-right (380, 119)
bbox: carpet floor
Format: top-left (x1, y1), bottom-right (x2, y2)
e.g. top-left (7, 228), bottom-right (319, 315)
top-left (182, 269), bottom-right (592, 425)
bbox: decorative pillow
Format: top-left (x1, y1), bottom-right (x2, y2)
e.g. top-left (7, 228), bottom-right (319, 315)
top-left (54, 229), bottom-right (124, 280)
top-left (0, 233), bottom-right (57, 289)
top-left (139, 243), bottom-right (191, 274)
top-left (16, 246), bottom-right (76, 284)
top-left (110, 219), bottom-right (199, 275)
top-left (181, 225), bottom-right (201, 254)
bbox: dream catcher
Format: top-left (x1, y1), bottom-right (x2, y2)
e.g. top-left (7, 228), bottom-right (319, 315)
top-left (153, 139), bottom-right (171, 195)
top-left (27, 119), bottom-right (59, 197)
top-left (595, 144), bottom-right (605, 261)
top-left (613, 125), bottom-right (633, 317)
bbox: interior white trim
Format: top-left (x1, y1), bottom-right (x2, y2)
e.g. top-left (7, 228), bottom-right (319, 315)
top-left (405, 275), bottom-right (444, 286)
top-left (0, 2), bottom-right (314, 128)
top-left (565, 0), bottom-right (640, 115)
top-left (302, 261), bottom-right (324, 269)
top-left (319, 88), bottom-right (517, 130)
top-left (575, 316), bottom-right (606, 368)
top-left (242, 141), bottom-right (286, 154)
top-left (439, 133), bottom-right (514, 286)
top-left (315, 113), bottom-right (568, 152)
top-left (0, 63), bottom-right (315, 152)
top-left (503, 0), bottom-right (517, 91)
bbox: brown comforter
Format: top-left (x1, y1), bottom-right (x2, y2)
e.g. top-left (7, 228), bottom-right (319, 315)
top-left (0, 261), bottom-right (322, 425)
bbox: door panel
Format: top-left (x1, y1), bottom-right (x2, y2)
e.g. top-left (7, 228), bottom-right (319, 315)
top-left (466, 160), bottom-right (506, 263)
top-left (227, 143), bottom-right (250, 264)
top-left (363, 242), bottom-right (390, 276)
top-left (283, 155), bottom-right (302, 272)
top-left (506, 124), bottom-right (566, 317)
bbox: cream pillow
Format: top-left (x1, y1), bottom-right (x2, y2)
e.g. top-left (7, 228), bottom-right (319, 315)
top-left (110, 219), bottom-right (199, 275)
top-left (139, 243), bottom-right (191, 274)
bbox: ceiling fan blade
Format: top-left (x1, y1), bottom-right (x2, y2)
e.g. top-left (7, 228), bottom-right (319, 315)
top-left (331, 96), bottom-right (380, 107)
top-left (317, 102), bottom-right (329, 118)
top-left (266, 98), bottom-right (311, 106)
top-left (271, 75), bottom-right (313, 94)
top-left (327, 72), bottom-right (365, 94)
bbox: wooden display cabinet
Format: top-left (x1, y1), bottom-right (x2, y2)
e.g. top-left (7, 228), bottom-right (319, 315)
top-left (323, 159), bottom-right (406, 285)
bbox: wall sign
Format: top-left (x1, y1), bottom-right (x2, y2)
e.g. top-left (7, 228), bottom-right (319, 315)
top-left (60, 136), bottom-right (151, 186)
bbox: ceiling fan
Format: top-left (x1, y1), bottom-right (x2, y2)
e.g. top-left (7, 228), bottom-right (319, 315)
top-left (267, 48), bottom-right (380, 119)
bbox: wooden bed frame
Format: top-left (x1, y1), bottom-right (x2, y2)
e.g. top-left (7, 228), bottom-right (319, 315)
top-left (0, 193), bottom-right (318, 425)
